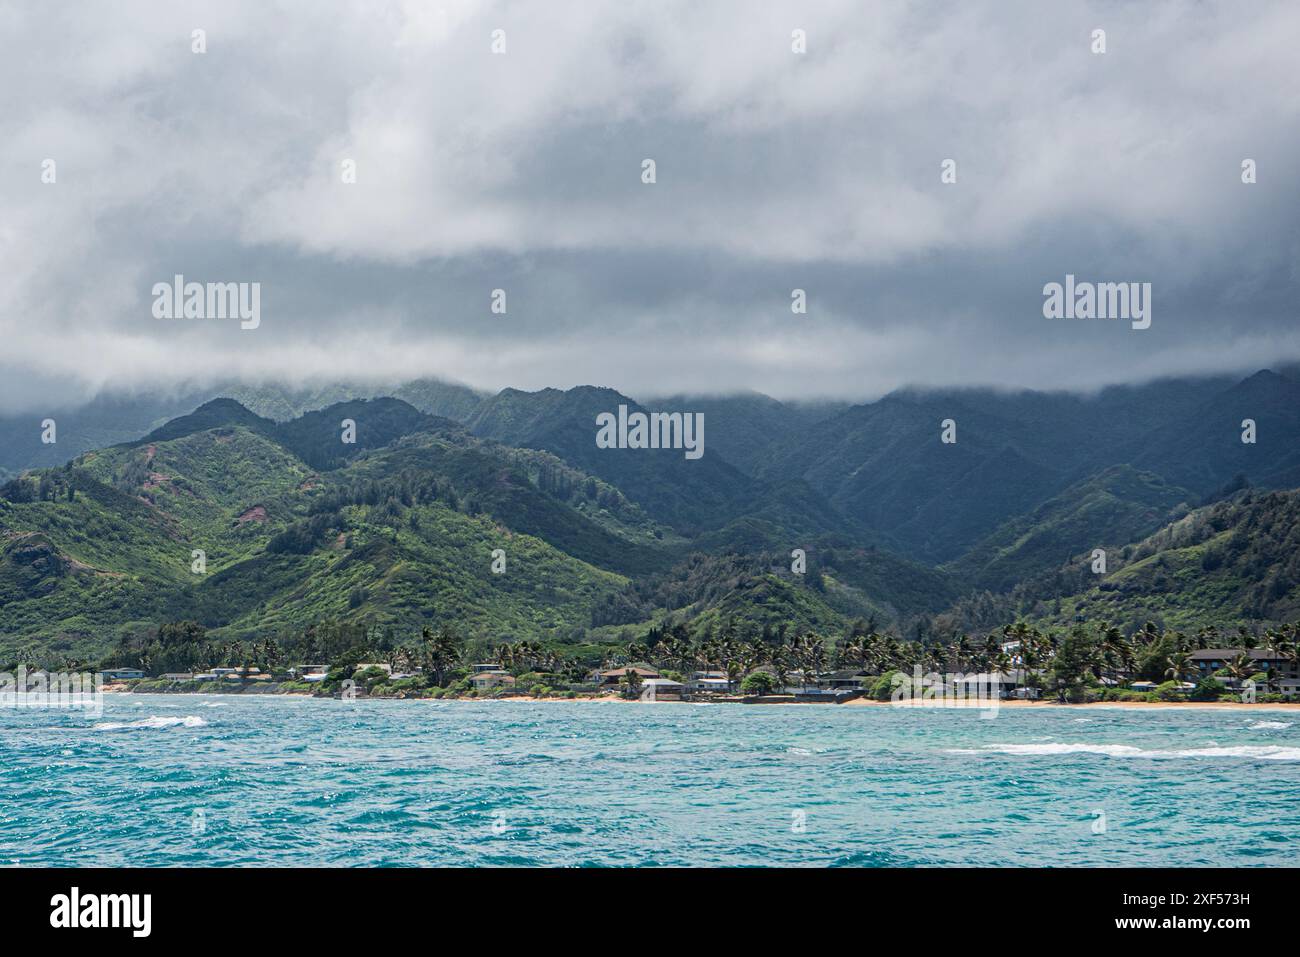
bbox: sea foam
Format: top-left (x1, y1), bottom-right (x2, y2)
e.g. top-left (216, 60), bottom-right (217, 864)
top-left (949, 742), bottom-right (1300, 761)
top-left (93, 715), bottom-right (208, 731)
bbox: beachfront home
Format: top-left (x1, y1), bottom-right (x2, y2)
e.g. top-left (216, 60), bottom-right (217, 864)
top-left (470, 669), bottom-right (516, 692)
top-left (688, 670), bottom-right (730, 693)
top-left (952, 670), bottom-right (1034, 699)
top-left (818, 669), bottom-right (869, 690)
top-left (641, 678), bottom-right (686, 700)
top-left (472, 662), bottom-right (504, 673)
top-left (1127, 680), bottom-right (1196, 695)
top-left (161, 673), bottom-right (194, 681)
top-left (97, 668), bottom-right (145, 681)
top-left (591, 666), bottom-right (661, 687)
top-left (216, 667), bottom-right (270, 682)
top-left (1189, 648), bottom-right (1300, 695)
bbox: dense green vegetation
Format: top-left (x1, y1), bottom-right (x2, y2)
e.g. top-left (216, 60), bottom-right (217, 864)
top-left (4, 369), bottom-right (1300, 673)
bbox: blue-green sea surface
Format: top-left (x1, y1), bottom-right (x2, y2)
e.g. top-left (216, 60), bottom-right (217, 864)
top-left (2, 695), bottom-right (1297, 866)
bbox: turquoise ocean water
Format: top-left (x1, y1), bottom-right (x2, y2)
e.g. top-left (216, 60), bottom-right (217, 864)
top-left (1, 695), bottom-right (1297, 866)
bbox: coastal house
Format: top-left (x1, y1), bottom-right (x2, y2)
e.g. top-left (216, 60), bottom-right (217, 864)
top-left (292, 665), bottom-right (329, 677)
top-left (218, 667), bottom-right (270, 682)
top-left (1189, 648), bottom-right (1300, 695)
top-left (97, 668), bottom-right (145, 681)
top-left (818, 669), bottom-right (869, 690)
top-left (953, 670), bottom-right (1034, 699)
top-left (688, 670), bottom-right (730, 693)
top-left (472, 662), bottom-right (504, 673)
top-left (1126, 679), bottom-right (1198, 695)
top-left (471, 669), bottom-right (516, 692)
top-left (591, 665), bottom-right (661, 687)
top-left (161, 673), bottom-right (194, 681)
top-left (640, 678), bottom-right (685, 700)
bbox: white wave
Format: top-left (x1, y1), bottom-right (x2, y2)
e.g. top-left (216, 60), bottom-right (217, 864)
top-left (198, 701), bottom-right (228, 708)
top-left (1177, 745), bottom-right (1300, 760)
top-left (93, 715), bottom-right (208, 731)
top-left (949, 742), bottom-right (1143, 757)
top-left (948, 742), bottom-right (1300, 761)
top-left (1248, 720), bottom-right (1291, 730)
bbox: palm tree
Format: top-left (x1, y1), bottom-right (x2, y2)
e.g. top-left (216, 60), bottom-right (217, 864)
top-left (793, 633), bottom-right (826, 691)
top-left (769, 648), bottom-right (792, 693)
top-left (842, 634), bottom-right (869, 673)
top-left (422, 625), bottom-right (463, 686)
top-left (1252, 629), bottom-right (1291, 694)
top-left (949, 634), bottom-right (971, 672)
top-left (1099, 625), bottom-right (1127, 685)
top-left (976, 635), bottom-right (998, 673)
top-left (1225, 651), bottom-right (1257, 686)
top-left (1165, 650), bottom-right (1193, 683)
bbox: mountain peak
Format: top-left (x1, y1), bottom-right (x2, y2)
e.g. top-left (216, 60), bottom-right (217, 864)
top-left (138, 398), bottom-right (274, 445)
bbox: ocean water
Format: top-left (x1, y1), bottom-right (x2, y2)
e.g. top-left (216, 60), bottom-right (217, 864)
top-left (1, 695), bottom-right (1297, 867)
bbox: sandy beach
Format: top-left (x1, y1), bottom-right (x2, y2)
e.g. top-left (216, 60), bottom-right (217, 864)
top-left (98, 685), bottom-right (1300, 710)
top-left (843, 697), bottom-right (1300, 711)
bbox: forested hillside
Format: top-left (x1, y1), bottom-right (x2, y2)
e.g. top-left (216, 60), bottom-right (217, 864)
top-left (4, 369), bottom-right (1300, 666)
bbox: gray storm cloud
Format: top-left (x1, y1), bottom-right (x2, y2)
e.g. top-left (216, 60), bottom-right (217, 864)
top-left (1, 0), bottom-right (1298, 412)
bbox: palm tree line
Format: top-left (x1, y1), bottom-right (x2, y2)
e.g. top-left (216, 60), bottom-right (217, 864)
top-left (47, 615), bottom-right (1299, 693)
top-left (546, 619), bottom-right (1300, 693)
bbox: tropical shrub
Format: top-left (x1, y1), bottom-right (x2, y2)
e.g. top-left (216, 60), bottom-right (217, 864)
top-left (872, 670), bottom-right (905, 701)
top-left (740, 671), bottom-right (778, 695)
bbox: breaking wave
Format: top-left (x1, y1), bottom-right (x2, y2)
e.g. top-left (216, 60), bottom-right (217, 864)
top-left (948, 742), bottom-right (1300, 761)
top-left (93, 715), bottom-right (208, 731)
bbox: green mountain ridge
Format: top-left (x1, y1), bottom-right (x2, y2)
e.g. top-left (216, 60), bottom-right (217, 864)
top-left (4, 372), bottom-right (1300, 663)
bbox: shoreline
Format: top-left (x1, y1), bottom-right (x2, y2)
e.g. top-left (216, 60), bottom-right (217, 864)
top-left (99, 687), bottom-right (1300, 712)
top-left (844, 698), bottom-right (1300, 711)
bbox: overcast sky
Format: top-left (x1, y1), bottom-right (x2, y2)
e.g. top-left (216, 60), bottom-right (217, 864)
top-left (1, 0), bottom-right (1298, 412)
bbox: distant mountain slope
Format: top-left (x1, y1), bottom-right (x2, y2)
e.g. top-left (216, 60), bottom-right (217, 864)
top-left (644, 392), bottom-right (848, 476)
top-left (224, 378), bottom-right (486, 424)
top-left (468, 385), bottom-right (849, 539)
top-left (1129, 370), bottom-right (1300, 495)
top-left (946, 466), bottom-right (1191, 593)
top-left (1059, 488), bottom-right (1300, 630)
top-left (940, 488), bottom-right (1300, 633)
top-left (0, 378), bottom-right (486, 479)
top-left (753, 372), bottom-right (1286, 562)
top-left (0, 390), bottom-right (213, 479)
top-left (271, 397), bottom-right (458, 470)
top-left (0, 415), bottom-right (633, 656)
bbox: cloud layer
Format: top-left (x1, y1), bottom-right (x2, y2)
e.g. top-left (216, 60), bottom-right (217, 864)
top-left (2, 0), bottom-right (1298, 411)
